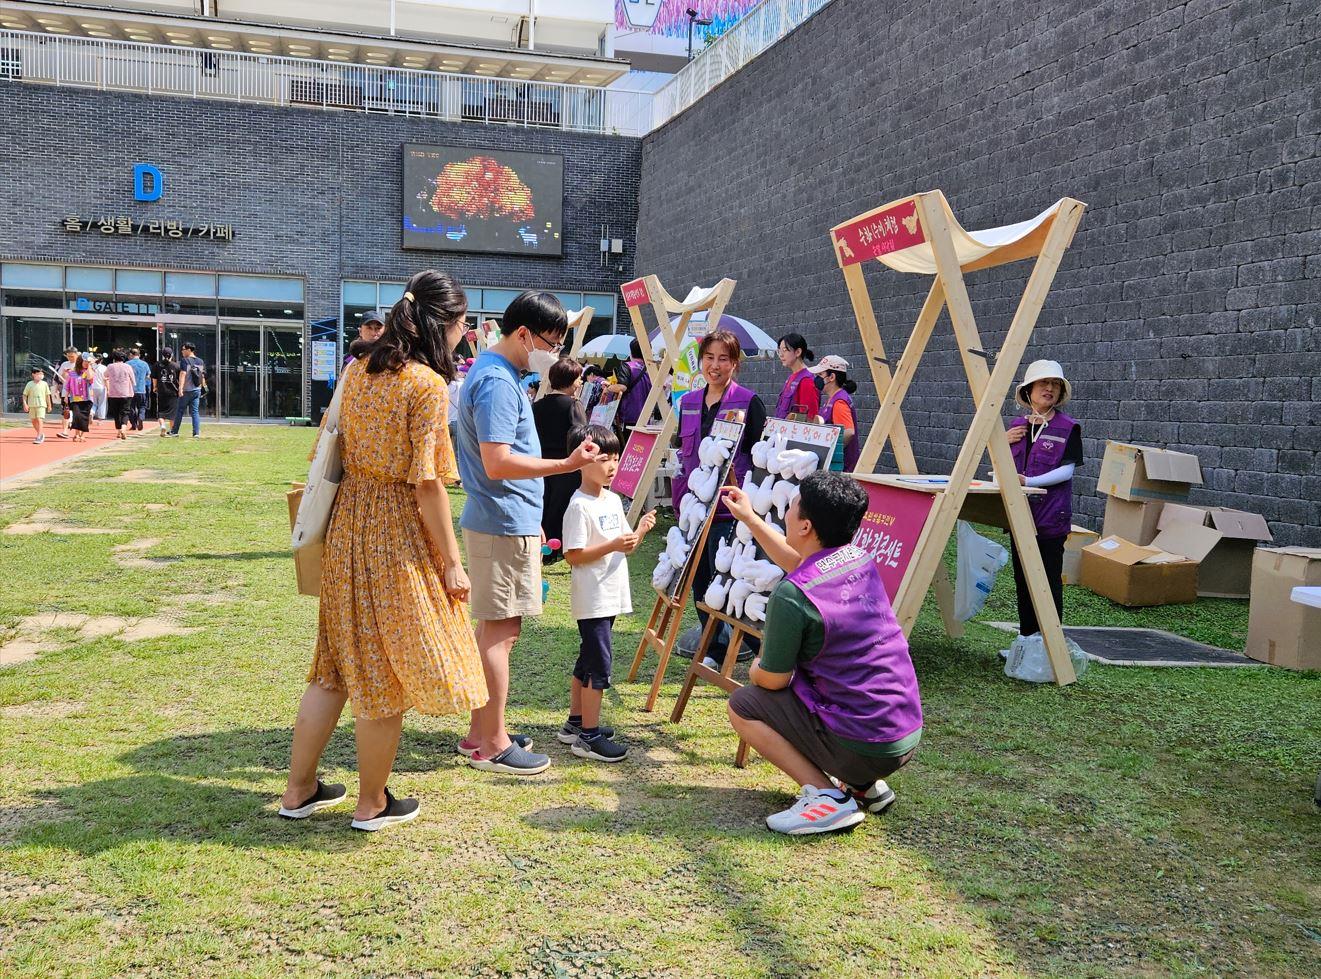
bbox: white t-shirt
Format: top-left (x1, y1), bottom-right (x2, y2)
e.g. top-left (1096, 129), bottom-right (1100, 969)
top-left (562, 488), bottom-right (632, 619)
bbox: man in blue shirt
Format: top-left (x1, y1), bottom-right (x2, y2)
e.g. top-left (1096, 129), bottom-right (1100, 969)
top-left (127, 347), bottom-right (152, 431)
top-left (455, 291), bottom-right (602, 776)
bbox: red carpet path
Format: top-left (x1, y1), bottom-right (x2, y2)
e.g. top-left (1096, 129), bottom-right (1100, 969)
top-left (0, 421), bottom-right (148, 484)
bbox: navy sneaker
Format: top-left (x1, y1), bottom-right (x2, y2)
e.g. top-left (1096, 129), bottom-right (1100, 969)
top-left (571, 733), bottom-right (628, 763)
top-left (556, 721), bottom-right (615, 745)
top-left (349, 787), bottom-right (420, 832)
top-left (468, 742), bottom-right (551, 775)
top-left (277, 779), bottom-right (348, 820)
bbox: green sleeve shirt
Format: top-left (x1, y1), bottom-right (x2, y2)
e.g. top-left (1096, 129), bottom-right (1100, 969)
top-left (758, 579), bottom-right (921, 758)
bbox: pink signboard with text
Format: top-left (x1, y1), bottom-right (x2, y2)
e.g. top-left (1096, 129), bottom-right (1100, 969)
top-left (852, 480), bottom-right (936, 599)
top-left (832, 199), bottom-right (925, 267)
top-left (611, 428), bottom-right (659, 500)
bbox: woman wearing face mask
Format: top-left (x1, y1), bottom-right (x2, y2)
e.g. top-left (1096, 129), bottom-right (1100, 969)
top-left (673, 330), bottom-right (767, 656)
top-left (1005, 360), bottom-right (1083, 640)
top-left (775, 332), bottom-right (819, 420)
top-left (809, 355), bottom-right (861, 472)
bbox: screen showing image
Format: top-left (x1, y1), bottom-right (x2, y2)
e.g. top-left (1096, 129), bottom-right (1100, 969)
top-left (402, 144), bottom-right (564, 256)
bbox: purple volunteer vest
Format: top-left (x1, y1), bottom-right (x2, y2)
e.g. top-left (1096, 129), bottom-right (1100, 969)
top-left (776, 367), bottom-right (815, 418)
top-left (673, 381), bottom-right (754, 516)
top-left (786, 544), bottom-right (923, 744)
top-left (825, 388), bottom-right (860, 472)
top-left (1010, 410), bottom-right (1078, 538)
top-left (618, 359), bottom-right (651, 427)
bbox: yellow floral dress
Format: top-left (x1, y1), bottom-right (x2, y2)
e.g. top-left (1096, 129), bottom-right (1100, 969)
top-left (309, 360), bottom-right (489, 720)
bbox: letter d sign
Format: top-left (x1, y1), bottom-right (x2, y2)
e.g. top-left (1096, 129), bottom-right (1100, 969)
top-left (133, 164), bottom-right (163, 202)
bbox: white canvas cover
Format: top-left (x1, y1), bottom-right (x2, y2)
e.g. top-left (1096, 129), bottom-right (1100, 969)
top-left (879, 198), bottom-right (1070, 275)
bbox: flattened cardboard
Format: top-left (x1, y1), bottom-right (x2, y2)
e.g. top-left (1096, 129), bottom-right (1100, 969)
top-left (1062, 525), bottom-right (1098, 584)
top-left (1157, 503), bottom-right (1273, 598)
top-left (1080, 535), bottom-right (1198, 606)
top-left (1102, 497), bottom-right (1165, 546)
top-left (1245, 547), bottom-right (1321, 670)
top-left (1097, 441), bottom-right (1203, 502)
top-left (1150, 523), bottom-right (1222, 563)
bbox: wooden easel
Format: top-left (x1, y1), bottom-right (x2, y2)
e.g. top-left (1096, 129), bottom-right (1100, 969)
top-left (831, 191), bottom-right (1087, 684)
top-left (616, 275), bottom-right (737, 523)
top-left (626, 500), bottom-right (723, 711)
top-left (535, 306), bottom-right (594, 400)
top-left (669, 603), bottom-right (760, 767)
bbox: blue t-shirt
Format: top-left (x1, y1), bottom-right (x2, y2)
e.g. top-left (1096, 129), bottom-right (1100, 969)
top-left (129, 358), bottom-right (151, 394)
top-left (456, 350), bottom-right (543, 536)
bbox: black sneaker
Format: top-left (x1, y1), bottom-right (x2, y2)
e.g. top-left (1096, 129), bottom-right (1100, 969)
top-left (277, 779), bottom-right (348, 819)
top-left (571, 733), bottom-right (628, 763)
top-left (849, 778), bottom-right (896, 815)
top-left (556, 721), bottom-right (615, 745)
top-left (350, 787), bottom-right (420, 831)
top-left (467, 741), bottom-right (551, 775)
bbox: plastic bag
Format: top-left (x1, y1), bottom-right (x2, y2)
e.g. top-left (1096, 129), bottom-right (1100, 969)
top-left (954, 520), bottom-right (1009, 622)
top-left (1003, 633), bottom-right (1090, 683)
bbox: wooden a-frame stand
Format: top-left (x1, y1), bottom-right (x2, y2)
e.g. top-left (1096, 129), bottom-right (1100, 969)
top-left (831, 191), bottom-right (1086, 685)
top-left (669, 603), bottom-right (760, 767)
top-left (535, 306), bottom-right (594, 400)
top-left (626, 500), bottom-right (723, 711)
top-left (616, 275), bottom-right (737, 523)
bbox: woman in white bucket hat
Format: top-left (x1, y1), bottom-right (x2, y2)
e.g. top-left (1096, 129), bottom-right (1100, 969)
top-left (1005, 360), bottom-right (1083, 639)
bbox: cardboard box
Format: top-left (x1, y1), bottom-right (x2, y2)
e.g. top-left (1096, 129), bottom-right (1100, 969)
top-left (1080, 534), bottom-right (1203, 606)
top-left (1156, 503), bottom-right (1274, 598)
top-left (1062, 525), bottom-right (1099, 584)
top-left (1102, 497), bottom-right (1165, 546)
top-left (1245, 547), bottom-right (1321, 670)
top-left (1097, 441), bottom-right (1203, 502)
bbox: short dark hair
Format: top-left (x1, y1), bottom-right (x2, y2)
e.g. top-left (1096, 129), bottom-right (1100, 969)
top-left (501, 290), bottom-right (567, 339)
top-left (181, 342), bottom-right (196, 353)
top-left (30, 365), bottom-right (43, 374)
top-left (548, 357), bottom-right (582, 391)
top-left (567, 422), bottom-right (621, 457)
top-left (108, 348), bottom-right (126, 364)
top-left (629, 338), bottom-right (643, 359)
top-left (796, 471), bottom-right (868, 547)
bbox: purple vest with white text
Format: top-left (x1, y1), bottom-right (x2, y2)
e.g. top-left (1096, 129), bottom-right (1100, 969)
top-left (786, 544), bottom-right (923, 744)
top-left (825, 388), bottom-right (860, 472)
top-left (673, 381), bottom-right (754, 518)
top-left (1009, 410), bottom-right (1078, 539)
top-left (617, 359), bottom-right (651, 427)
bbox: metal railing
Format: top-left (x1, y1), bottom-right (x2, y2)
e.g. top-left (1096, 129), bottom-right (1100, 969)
top-left (0, 29), bottom-right (653, 136)
top-left (650, 0), bottom-right (836, 128)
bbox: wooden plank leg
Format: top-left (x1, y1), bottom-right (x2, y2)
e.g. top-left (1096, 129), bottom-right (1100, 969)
top-left (932, 564), bottom-right (965, 638)
top-left (643, 603), bottom-right (683, 712)
top-left (669, 613), bottom-right (719, 724)
top-left (627, 595), bottom-right (666, 682)
top-left (718, 624), bottom-right (745, 679)
top-left (735, 736), bottom-right (751, 768)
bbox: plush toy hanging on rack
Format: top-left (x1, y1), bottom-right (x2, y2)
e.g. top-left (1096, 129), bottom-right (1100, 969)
top-left (650, 428), bottom-right (740, 594)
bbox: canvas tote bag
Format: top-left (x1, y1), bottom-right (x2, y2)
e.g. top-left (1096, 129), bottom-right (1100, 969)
top-left (290, 374), bottom-right (348, 595)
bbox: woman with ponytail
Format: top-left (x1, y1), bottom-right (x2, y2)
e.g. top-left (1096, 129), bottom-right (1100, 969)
top-left (281, 269), bottom-right (488, 832)
top-left (775, 332), bottom-right (819, 420)
top-left (811, 355), bottom-right (861, 472)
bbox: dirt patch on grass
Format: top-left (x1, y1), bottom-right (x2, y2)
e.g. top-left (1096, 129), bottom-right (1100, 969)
top-left (169, 592), bottom-right (235, 607)
top-left (0, 611), bottom-right (200, 668)
top-left (114, 469), bottom-right (202, 485)
top-left (3, 509), bottom-right (118, 536)
top-left (112, 538), bottom-right (178, 569)
top-left (0, 639), bottom-right (53, 668)
top-left (0, 700), bottom-right (86, 719)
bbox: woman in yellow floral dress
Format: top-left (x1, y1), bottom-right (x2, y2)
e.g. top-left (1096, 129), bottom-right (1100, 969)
top-left (280, 270), bottom-right (488, 832)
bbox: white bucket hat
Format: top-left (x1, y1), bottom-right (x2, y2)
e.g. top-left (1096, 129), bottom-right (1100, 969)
top-left (1016, 359), bottom-right (1071, 409)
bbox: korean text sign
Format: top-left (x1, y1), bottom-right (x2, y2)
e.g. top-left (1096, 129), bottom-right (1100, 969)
top-left (852, 480), bottom-right (935, 599)
top-left (610, 428), bottom-right (659, 500)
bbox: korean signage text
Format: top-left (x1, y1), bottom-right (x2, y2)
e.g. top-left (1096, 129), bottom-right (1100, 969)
top-left (852, 479), bottom-right (936, 599)
top-left (62, 216), bottom-right (234, 241)
top-left (832, 199), bottom-right (923, 267)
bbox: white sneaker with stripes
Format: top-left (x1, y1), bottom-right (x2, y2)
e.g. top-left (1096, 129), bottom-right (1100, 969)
top-left (765, 786), bottom-right (865, 836)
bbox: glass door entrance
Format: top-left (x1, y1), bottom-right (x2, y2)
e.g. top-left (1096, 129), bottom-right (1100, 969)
top-left (264, 325), bottom-right (303, 419)
top-left (221, 326), bottom-right (262, 418)
top-left (217, 322), bottom-right (304, 419)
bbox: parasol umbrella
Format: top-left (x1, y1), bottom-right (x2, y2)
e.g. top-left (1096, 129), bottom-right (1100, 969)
top-left (650, 312), bottom-right (778, 359)
top-left (579, 334), bottom-right (636, 359)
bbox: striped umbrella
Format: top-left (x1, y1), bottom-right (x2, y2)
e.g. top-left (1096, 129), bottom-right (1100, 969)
top-left (651, 312), bottom-right (778, 358)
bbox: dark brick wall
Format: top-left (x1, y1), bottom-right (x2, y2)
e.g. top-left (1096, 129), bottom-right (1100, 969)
top-left (0, 84), bottom-right (640, 325)
top-left (636, 0), bottom-right (1319, 545)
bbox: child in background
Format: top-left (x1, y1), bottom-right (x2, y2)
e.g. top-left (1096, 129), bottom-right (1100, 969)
top-left (23, 366), bottom-right (52, 444)
top-left (559, 423), bottom-right (656, 761)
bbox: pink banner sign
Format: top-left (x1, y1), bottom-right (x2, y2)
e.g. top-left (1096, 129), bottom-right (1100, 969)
top-left (832, 199), bottom-right (925, 267)
top-left (611, 428), bottom-right (659, 499)
top-left (852, 480), bottom-right (936, 599)
top-left (621, 278), bottom-right (651, 308)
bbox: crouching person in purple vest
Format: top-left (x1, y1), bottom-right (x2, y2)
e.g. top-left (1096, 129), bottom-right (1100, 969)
top-left (721, 472), bottom-right (923, 836)
top-left (1006, 360), bottom-right (1083, 640)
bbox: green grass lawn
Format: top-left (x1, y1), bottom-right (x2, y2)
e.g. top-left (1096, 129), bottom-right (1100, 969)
top-left (0, 427), bottom-right (1316, 978)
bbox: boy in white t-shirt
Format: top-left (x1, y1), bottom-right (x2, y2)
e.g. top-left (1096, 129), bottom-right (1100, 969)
top-left (559, 424), bottom-right (656, 761)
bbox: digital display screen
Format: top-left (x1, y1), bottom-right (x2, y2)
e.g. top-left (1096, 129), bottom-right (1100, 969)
top-left (402, 144), bottom-right (563, 256)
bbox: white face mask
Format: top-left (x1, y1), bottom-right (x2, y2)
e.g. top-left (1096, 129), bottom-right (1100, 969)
top-left (523, 331), bottom-right (559, 375)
